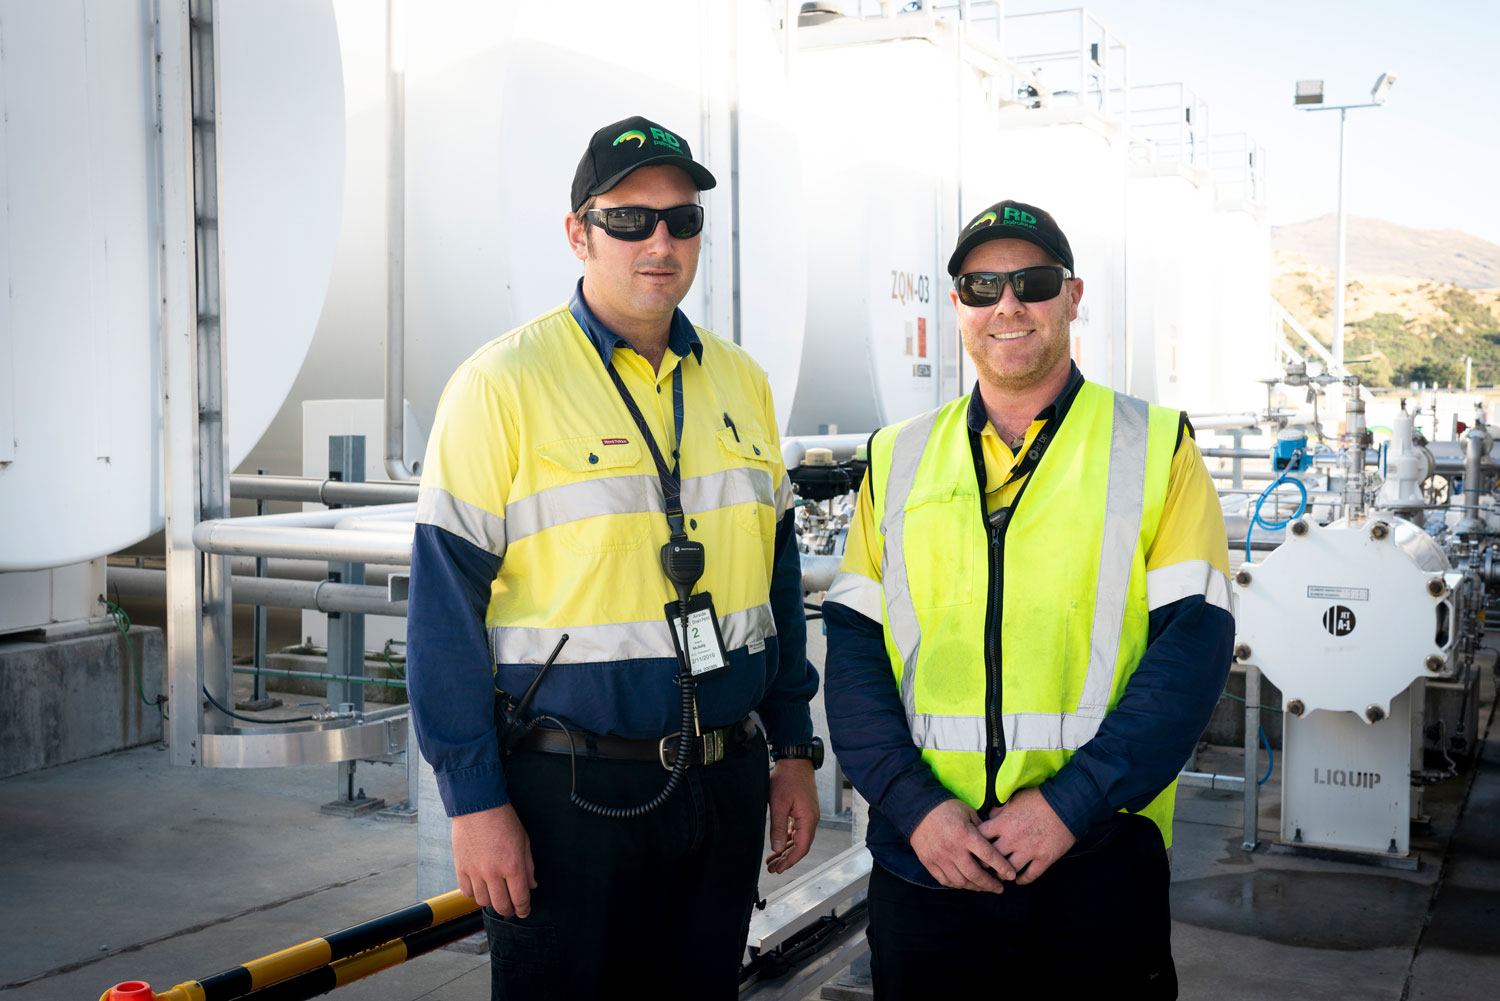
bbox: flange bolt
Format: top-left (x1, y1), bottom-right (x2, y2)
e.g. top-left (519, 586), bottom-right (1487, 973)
top-left (1290, 519), bottom-right (1309, 537)
top-left (1234, 569), bottom-right (1252, 587)
top-left (1234, 643), bottom-right (1251, 661)
top-left (1365, 705), bottom-right (1386, 723)
top-left (1370, 522), bottom-right (1389, 541)
top-left (1425, 654), bottom-right (1444, 673)
top-left (1426, 578), bottom-right (1447, 597)
top-left (1286, 699), bottom-right (1305, 717)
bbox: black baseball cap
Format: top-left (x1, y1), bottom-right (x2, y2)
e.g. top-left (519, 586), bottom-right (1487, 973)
top-left (571, 116), bottom-right (717, 211)
top-left (947, 200), bottom-right (1075, 277)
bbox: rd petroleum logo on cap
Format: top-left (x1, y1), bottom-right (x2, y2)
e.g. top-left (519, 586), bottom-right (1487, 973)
top-left (613, 130), bottom-right (647, 147)
top-left (970, 211), bottom-right (998, 229)
top-left (1322, 605), bottom-right (1356, 637)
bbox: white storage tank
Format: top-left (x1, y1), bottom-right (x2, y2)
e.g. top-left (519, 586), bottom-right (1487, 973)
top-left (967, 8), bottom-right (1132, 392)
top-left (239, 0), bottom-right (809, 484)
top-left (1210, 133), bottom-right (1275, 413)
top-left (786, 22), bottom-right (972, 435)
top-left (1124, 84), bottom-right (1218, 411)
top-left (0, 0), bottom-right (345, 571)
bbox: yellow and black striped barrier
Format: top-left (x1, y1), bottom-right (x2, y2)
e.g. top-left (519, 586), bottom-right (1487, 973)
top-left (100, 890), bottom-right (481, 1001)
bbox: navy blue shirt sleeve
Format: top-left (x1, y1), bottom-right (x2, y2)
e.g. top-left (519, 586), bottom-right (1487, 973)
top-left (755, 510), bottom-right (818, 747)
top-left (824, 601), bottom-right (953, 838)
top-left (406, 522), bottom-right (506, 817)
top-left (1038, 594), bottom-right (1236, 841)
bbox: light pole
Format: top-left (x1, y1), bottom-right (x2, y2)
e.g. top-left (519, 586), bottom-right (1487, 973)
top-left (1294, 73), bottom-right (1396, 373)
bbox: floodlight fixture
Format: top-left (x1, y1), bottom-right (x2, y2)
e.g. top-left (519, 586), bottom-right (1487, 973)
top-left (1295, 79), bottom-right (1324, 105)
top-left (1370, 72), bottom-right (1396, 104)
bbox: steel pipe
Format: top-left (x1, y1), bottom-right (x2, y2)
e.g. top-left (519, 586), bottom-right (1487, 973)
top-left (111, 566), bottom-right (408, 616)
top-left (193, 522), bottom-right (415, 565)
top-left (800, 554), bottom-right (842, 594)
top-left (233, 666), bottom-right (407, 688)
top-left (1242, 665), bottom-right (1262, 851)
top-left (230, 474), bottom-right (418, 505)
top-left (208, 501), bottom-right (416, 530)
top-left (1178, 770), bottom-right (1246, 790)
top-left (384, 0), bottom-right (418, 482)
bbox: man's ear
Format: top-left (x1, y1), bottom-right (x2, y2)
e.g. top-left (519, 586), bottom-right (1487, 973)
top-left (565, 212), bottom-right (590, 263)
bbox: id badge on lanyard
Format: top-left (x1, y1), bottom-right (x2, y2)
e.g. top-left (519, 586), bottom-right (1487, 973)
top-left (606, 358), bottom-right (730, 681)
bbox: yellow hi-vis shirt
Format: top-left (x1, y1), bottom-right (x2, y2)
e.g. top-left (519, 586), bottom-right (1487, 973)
top-left (414, 300), bottom-right (803, 745)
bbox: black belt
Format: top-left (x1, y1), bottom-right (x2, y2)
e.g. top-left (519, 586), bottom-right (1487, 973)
top-left (514, 717), bottom-right (760, 769)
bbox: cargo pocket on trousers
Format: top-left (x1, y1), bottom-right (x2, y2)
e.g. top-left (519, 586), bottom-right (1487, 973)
top-left (482, 907), bottom-right (562, 1001)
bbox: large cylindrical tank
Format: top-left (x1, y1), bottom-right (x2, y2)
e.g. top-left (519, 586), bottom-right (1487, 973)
top-left (240, 0), bottom-right (808, 484)
top-left (786, 30), bottom-right (971, 435)
top-left (975, 120), bottom-right (1129, 391)
top-left (1209, 206), bottom-right (1275, 413)
top-left (0, 0), bottom-right (345, 571)
top-left (1125, 168), bottom-right (1218, 411)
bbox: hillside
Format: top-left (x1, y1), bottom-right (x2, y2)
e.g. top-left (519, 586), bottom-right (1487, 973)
top-left (1273, 215), bottom-right (1500, 289)
top-left (1272, 219), bottom-right (1500, 388)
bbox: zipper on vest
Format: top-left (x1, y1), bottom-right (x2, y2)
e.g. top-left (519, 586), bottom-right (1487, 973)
top-left (981, 507), bottom-right (1008, 814)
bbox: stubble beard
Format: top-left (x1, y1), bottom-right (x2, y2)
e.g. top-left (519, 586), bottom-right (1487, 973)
top-left (962, 304), bottom-right (1073, 394)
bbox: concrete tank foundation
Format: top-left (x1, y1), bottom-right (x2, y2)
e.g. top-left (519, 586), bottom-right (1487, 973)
top-left (0, 625), bottom-right (164, 778)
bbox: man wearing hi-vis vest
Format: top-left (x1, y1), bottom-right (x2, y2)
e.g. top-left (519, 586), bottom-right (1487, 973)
top-left (407, 116), bottom-right (819, 1000)
top-left (824, 200), bottom-right (1234, 998)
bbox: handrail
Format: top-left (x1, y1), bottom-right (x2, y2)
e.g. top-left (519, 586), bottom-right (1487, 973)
top-left (102, 890), bottom-right (479, 1001)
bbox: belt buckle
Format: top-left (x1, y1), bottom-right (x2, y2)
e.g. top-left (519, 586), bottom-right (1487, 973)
top-left (658, 730), bottom-right (726, 770)
top-left (702, 728), bottom-right (725, 765)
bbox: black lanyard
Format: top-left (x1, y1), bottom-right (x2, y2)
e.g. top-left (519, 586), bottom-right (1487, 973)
top-left (606, 360), bottom-right (688, 539)
top-left (969, 406), bottom-right (1061, 530)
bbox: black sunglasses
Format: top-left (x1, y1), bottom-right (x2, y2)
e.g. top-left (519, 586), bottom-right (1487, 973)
top-left (954, 266), bottom-right (1072, 306)
top-left (584, 204), bottom-right (704, 241)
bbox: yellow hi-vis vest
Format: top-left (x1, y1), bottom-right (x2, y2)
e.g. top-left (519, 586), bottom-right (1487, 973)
top-left (867, 381), bottom-right (1181, 844)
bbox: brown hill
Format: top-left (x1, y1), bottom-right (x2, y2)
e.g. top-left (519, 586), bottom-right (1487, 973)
top-left (1273, 249), bottom-right (1500, 386)
top-left (1272, 215), bottom-right (1500, 289)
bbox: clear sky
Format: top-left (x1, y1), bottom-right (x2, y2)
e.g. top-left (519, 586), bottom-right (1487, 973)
top-left (1003, 0), bottom-right (1500, 245)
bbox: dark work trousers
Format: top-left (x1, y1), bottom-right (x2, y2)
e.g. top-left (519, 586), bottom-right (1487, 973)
top-left (865, 814), bottom-right (1177, 999)
top-left (480, 736), bottom-right (769, 1001)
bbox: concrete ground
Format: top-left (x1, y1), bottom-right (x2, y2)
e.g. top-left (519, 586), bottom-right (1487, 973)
top-left (3, 660), bottom-right (1497, 1000)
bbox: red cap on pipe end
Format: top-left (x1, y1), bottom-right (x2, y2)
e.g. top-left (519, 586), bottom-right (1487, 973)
top-left (109, 982), bottom-right (153, 1001)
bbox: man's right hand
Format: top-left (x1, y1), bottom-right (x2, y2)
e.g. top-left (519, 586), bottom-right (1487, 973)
top-left (451, 803), bottom-right (537, 917)
top-left (908, 798), bottom-right (1017, 893)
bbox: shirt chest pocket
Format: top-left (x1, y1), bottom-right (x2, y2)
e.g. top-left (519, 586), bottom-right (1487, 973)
top-left (533, 435), bottom-right (653, 555)
top-left (901, 482), bottom-right (976, 609)
top-left (715, 427), bottom-right (778, 539)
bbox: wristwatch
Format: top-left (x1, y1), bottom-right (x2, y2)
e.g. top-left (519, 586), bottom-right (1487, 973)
top-left (770, 735), bottom-right (824, 769)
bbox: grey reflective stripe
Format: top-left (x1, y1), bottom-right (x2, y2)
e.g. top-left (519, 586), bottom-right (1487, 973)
top-left (907, 712), bottom-right (1107, 753)
top-left (878, 407), bottom-right (943, 717)
top-left (682, 466), bottom-right (775, 516)
top-left (774, 476), bottom-right (795, 519)
top-left (1003, 711), bottom-right (1104, 751)
top-left (909, 712), bottom-right (986, 753)
top-left (489, 602), bottom-right (775, 664)
top-left (504, 467), bottom-right (773, 546)
top-left (416, 487), bottom-right (507, 558)
top-left (824, 570), bottom-right (884, 622)
top-left (1078, 394), bottom-right (1151, 715)
top-left (505, 474), bottom-right (655, 545)
top-left (1146, 559), bottom-right (1231, 613)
